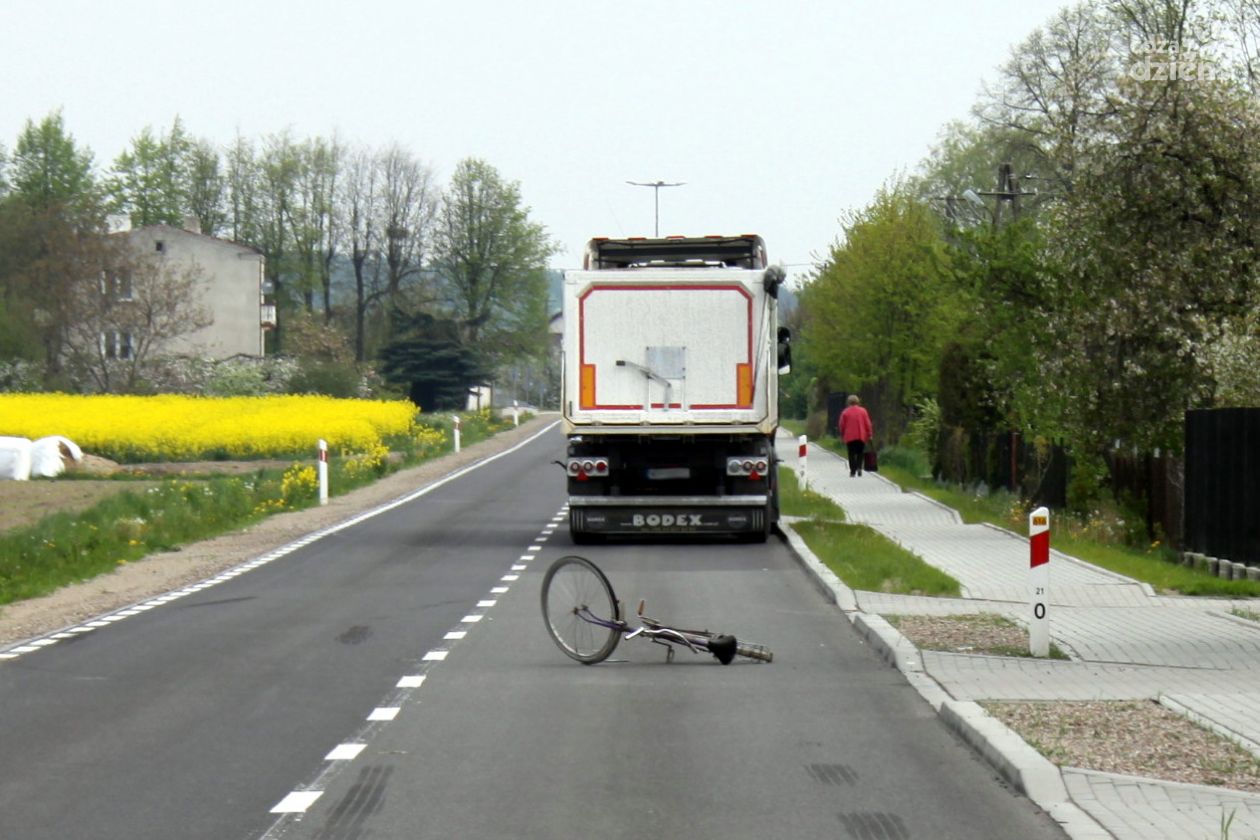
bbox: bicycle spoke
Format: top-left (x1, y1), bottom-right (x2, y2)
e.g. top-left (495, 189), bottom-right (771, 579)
top-left (540, 556), bottom-right (620, 664)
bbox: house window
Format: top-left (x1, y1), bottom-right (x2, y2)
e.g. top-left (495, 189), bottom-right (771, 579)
top-left (105, 271), bottom-right (133, 301)
top-left (155, 240), bottom-right (165, 253)
top-left (102, 331), bottom-right (134, 360)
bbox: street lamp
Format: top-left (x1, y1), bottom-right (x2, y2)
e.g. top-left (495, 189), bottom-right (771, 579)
top-left (626, 179), bottom-right (685, 237)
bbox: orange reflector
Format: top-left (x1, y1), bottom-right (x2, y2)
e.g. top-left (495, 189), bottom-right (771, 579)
top-left (580, 364), bottom-right (596, 409)
top-left (736, 364), bottom-right (753, 407)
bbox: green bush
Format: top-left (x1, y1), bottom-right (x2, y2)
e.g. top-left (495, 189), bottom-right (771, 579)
top-left (287, 362), bottom-right (365, 398)
top-left (878, 444), bottom-right (932, 479)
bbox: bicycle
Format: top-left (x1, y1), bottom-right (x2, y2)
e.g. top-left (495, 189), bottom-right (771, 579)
top-left (540, 555), bottom-right (774, 665)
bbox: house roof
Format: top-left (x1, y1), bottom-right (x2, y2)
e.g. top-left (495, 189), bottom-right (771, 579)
top-left (115, 224), bottom-right (265, 257)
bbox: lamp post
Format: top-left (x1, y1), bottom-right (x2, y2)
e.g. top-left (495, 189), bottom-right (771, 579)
top-left (626, 180), bottom-right (685, 236)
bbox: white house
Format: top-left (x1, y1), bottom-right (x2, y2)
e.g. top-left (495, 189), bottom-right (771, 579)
top-left (116, 220), bottom-right (270, 359)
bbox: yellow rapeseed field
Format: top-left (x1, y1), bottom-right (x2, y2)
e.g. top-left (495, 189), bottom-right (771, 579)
top-left (0, 394), bottom-right (417, 461)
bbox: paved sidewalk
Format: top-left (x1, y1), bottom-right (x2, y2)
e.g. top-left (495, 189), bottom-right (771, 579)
top-left (778, 431), bottom-right (1260, 840)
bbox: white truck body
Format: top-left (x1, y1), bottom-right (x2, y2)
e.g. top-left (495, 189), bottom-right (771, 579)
top-left (560, 236), bottom-right (787, 542)
top-left (562, 268), bottom-right (778, 434)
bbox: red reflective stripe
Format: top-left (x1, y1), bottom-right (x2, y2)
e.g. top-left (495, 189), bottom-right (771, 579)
top-left (1030, 531), bottom-right (1049, 567)
top-left (799, 443), bottom-right (807, 457)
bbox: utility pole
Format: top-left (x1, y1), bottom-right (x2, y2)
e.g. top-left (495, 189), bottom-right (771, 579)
top-left (626, 180), bottom-right (685, 236)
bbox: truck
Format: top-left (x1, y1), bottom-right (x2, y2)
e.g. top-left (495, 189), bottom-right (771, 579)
top-left (560, 235), bottom-right (791, 543)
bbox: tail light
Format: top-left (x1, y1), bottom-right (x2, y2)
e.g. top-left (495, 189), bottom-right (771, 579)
top-left (727, 457), bottom-right (769, 479)
top-left (567, 457), bottom-right (609, 479)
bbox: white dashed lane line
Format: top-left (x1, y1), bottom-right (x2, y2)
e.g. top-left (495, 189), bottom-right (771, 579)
top-left (261, 504), bottom-right (565, 824)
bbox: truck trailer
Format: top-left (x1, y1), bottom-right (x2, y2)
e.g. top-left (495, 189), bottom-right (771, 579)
top-left (560, 235), bottom-right (790, 542)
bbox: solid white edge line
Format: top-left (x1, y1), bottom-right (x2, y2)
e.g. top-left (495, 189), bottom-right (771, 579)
top-left (1, 420), bottom-right (564, 662)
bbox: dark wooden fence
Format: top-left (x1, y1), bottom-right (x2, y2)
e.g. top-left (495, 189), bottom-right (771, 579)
top-left (1184, 408), bottom-right (1260, 567)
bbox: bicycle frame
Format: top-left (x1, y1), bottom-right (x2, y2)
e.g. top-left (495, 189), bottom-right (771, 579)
top-left (541, 555), bottom-right (772, 665)
top-left (573, 602), bottom-right (743, 663)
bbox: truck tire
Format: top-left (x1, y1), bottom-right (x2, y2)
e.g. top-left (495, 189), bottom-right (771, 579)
top-left (569, 509), bottom-right (603, 545)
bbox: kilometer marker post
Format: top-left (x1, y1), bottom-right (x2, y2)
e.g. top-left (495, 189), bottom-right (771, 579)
top-left (317, 439), bottom-right (329, 506)
top-left (1029, 506), bottom-right (1050, 657)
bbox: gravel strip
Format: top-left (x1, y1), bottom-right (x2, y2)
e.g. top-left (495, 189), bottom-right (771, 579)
top-left (890, 613), bottom-right (1260, 793)
top-left (984, 700), bottom-right (1260, 793)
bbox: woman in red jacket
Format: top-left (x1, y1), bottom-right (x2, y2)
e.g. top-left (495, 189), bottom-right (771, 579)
top-left (838, 394), bottom-right (873, 477)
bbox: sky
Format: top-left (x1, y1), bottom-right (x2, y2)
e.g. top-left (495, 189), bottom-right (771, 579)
top-left (1, 0), bottom-right (1072, 283)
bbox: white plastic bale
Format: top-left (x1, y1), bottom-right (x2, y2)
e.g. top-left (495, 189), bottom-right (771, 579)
top-left (0, 436), bottom-right (34, 481)
top-left (31, 435), bottom-right (82, 478)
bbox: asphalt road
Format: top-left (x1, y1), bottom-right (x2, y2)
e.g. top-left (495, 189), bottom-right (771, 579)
top-left (0, 427), bottom-right (1066, 840)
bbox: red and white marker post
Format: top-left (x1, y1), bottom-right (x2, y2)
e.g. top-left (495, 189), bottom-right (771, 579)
top-left (452, 415), bottom-right (462, 454)
top-left (1028, 506), bottom-right (1050, 657)
top-left (797, 435), bottom-right (808, 490)
top-left (317, 439), bottom-right (329, 506)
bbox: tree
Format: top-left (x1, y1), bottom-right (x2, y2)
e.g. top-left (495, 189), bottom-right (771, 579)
top-left (975, 3), bottom-right (1122, 194)
top-left (1041, 70), bottom-right (1260, 453)
top-left (107, 118), bottom-right (193, 228)
top-left (2, 113), bottom-right (103, 382)
top-left (431, 158), bottom-right (557, 369)
top-left (800, 186), bottom-right (958, 436)
top-left (378, 311), bottom-right (490, 410)
top-left (60, 237), bottom-right (213, 393)
top-left (252, 133), bottom-right (302, 352)
top-left (290, 136), bottom-right (343, 315)
top-left (957, 0), bottom-right (1260, 461)
top-left (9, 111), bottom-right (98, 214)
top-left (185, 138), bottom-right (227, 237)
top-left (378, 145), bottom-right (439, 316)
top-left (342, 146), bottom-right (382, 362)
top-left (226, 132), bottom-right (261, 244)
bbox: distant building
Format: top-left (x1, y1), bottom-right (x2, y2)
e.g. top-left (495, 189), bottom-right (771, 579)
top-left (115, 218), bottom-right (269, 359)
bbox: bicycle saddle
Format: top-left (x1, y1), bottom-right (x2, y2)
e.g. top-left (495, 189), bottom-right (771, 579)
top-left (708, 634), bottom-right (737, 665)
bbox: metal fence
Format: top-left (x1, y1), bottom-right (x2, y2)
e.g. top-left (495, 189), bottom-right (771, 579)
top-left (1184, 408), bottom-right (1260, 567)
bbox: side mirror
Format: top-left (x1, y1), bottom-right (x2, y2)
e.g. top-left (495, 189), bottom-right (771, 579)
top-left (777, 326), bottom-right (792, 375)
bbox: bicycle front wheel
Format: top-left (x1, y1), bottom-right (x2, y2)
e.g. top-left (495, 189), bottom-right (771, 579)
top-left (541, 555), bottom-right (621, 664)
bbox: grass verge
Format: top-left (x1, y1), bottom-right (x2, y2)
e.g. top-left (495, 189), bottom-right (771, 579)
top-left (0, 411), bottom-right (521, 608)
top-left (781, 421), bottom-right (1260, 598)
top-left (779, 467), bottom-right (960, 596)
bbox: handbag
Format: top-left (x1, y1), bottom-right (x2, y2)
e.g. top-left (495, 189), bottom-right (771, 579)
top-left (863, 448), bottom-right (878, 472)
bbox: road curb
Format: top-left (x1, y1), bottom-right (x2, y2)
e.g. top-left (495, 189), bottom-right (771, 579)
top-left (779, 518), bottom-right (1112, 839)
